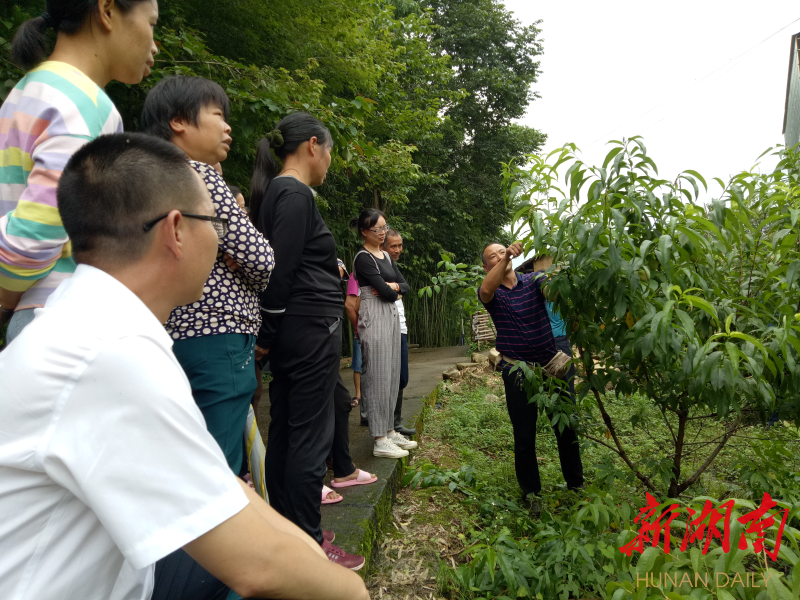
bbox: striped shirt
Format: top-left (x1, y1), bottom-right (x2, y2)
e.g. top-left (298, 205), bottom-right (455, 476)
top-left (0, 61), bottom-right (122, 309)
top-left (479, 271), bottom-right (556, 366)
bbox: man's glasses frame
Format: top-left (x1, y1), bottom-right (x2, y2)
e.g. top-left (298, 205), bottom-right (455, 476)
top-left (143, 213), bottom-right (229, 239)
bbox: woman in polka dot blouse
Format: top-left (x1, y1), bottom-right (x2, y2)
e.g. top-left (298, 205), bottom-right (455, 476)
top-left (141, 76), bottom-right (275, 478)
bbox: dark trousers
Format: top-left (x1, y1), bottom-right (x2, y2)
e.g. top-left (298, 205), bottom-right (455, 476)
top-left (399, 333), bottom-right (408, 389)
top-left (393, 333), bottom-right (409, 427)
top-left (502, 336), bottom-right (584, 496)
top-left (332, 371), bottom-right (356, 478)
top-left (151, 549), bottom-right (229, 600)
top-left (172, 333), bottom-right (257, 474)
top-left (266, 315), bottom-right (340, 544)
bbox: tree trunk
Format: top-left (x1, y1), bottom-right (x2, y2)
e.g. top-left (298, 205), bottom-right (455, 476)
top-left (667, 410), bottom-right (688, 498)
top-left (373, 188), bottom-right (380, 209)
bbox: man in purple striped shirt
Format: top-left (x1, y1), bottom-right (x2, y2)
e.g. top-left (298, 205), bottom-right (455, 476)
top-left (478, 242), bottom-right (584, 498)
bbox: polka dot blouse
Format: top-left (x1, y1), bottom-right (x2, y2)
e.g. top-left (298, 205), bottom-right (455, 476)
top-left (165, 161), bottom-right (275, 340)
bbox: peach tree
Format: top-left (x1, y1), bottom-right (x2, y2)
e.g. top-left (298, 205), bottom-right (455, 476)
top-left (503, 138), bottom-right (800, 498)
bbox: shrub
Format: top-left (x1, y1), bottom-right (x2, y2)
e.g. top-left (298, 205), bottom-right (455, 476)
top-left (501, 139), bottom-right (800, 498)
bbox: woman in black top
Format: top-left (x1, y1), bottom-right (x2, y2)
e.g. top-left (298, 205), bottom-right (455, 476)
top-left (350, 209), bottom-right (418, 458)
top-left (249, 113), bottom-right (363, 570)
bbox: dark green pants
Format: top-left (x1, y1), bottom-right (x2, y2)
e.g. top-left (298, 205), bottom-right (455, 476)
top-left (172, 333), bottom-right (257, 474)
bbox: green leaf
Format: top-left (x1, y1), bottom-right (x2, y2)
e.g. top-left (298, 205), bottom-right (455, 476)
top-left (683, 296), bottom-right (718, 321)
top-left (682, 169), bottom-right (708, 191)
top-left (787, 261), bottom-right (800, 289)
top-left (636, 547), bottom-right (660, 575)
top-left (611, 208), bottom-right (626, 233)
top-left (728, 332), bottom-right (769, 359)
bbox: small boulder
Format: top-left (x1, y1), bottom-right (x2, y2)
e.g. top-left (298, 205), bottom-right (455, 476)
top-left (443, 368), bottom-right (461, 381)
top-left (488, 348), bottom-right (501, 368)
top-left (471, 353), bottom-right (490, 365)
top-left (456, 362), bottom-right (476, 371)
top-left (484, 393), bottom-right (500, 402)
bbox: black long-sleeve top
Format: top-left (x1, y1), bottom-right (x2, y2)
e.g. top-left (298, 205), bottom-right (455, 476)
top-left (354, 250), bottom-right (410, 302)
top-left (255, 176), bottom-right (343, 349)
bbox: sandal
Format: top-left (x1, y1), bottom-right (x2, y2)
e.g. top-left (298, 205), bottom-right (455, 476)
top-left (321, 485), bottom-right (343, 505)
top-left (330, 469), bottom-right (378, 488)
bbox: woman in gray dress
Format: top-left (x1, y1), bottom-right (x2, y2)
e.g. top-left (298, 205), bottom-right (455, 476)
top-left (350, 209), bottom-right (418, 458)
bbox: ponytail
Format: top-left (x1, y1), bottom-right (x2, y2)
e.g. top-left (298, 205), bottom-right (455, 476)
top-left (10, 16), bottom-right (51, 71)
top-left (249, 112), bottom-right (333, 226)
top-left (11, 0), bottom-right (151, 71)
top-left (249, 138), bottom-right (281, 227)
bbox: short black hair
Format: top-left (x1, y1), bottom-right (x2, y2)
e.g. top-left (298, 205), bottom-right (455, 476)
top-left (58, 133), bottom-right (203, 266)
top-left (140, 76), bottom-right (231, 141)
top-left (385, 229), bottom-right (401, 240)
top-left (482, 242), bottom-right (505, 265)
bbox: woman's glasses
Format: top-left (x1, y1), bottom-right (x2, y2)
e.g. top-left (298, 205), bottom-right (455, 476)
top-left (143, 213), bottom-right (229, 239)
top-left (367, 225), bottom-right (391, 234)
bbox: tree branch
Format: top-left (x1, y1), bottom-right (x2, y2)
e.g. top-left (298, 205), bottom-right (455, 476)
top-left (590, 387), bottom-right (657, 492)
top-left (678, 418), bottom-right (741, 493)
top-left (661, 409), bottom-right (677, 443)
top-left (686, 413), bottom-right (718, 421)
top-left (583, 434), bottom-right (619, 453)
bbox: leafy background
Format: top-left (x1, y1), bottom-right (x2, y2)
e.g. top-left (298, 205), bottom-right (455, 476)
top-left (0, 0), bottom-right (546, 351)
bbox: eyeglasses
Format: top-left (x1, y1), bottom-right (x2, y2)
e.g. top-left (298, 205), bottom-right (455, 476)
top-left (368, 225), bottom-right (391, 234)
top-left (143, 213), bottom-right (229, 239)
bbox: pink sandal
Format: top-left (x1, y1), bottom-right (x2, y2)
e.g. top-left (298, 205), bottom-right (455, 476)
top-left (330, 469), bottom-right (378, 488)
top-left (321, 485), bottom-right (343, 505)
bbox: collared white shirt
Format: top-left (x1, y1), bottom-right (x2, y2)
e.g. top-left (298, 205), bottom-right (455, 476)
top-left (0, 265), bottom-right (248, 600)
top-left (396, 298), bottom-right (407, 334)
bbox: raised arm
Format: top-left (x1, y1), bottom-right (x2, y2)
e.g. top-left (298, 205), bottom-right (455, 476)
top-left (354, 253), bottom-right (398, 302)
top-left (194, 163), bottom-right (273, 292)
top-left (478, 242), bottom-right (522, 304)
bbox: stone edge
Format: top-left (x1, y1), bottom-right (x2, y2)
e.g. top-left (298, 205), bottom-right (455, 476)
top-left (353, 383), bottom-right (441, 576)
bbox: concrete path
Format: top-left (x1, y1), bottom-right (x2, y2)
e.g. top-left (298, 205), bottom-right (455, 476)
top-left (255, 345), bottom-right (467, 570)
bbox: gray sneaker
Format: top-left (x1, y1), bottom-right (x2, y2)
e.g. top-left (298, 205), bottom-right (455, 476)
top-left (388, 430), bottom-right (418, 450)
top-left (373, 437), bottom-right (409, 458)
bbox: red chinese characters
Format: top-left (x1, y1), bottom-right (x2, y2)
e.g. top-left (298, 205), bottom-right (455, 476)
top-left (737, 493), bottom-right (789, 560)
top-left (680, 499), bottom-right (735, 554)
top-left (619, 493), bottom-right (681, 557)
top-left (619, 492), bottom-right (789, 558)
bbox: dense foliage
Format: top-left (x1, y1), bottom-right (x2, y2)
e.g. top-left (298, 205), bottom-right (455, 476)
top-left (0, 0), bottom-right (546, 349)
top-left (502, 139), bottom-right (800, 498)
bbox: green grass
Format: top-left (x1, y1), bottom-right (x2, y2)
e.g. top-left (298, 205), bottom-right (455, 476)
top-left (397, 373), bottom-right (800, 600)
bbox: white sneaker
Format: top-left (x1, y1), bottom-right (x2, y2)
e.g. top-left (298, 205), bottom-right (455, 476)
top-left (388, 430), bottom-right (418, 450)
top-left (373, 437), bottom-right (409, 458)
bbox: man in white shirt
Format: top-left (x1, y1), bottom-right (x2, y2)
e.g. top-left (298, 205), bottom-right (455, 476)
top-left (383, 230), bottom-right (416, 437)
top-left (0, 133), bottom-right (369, 600)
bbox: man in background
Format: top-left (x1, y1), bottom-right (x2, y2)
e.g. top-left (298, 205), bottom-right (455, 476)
top-left (383, 230), bottom-right (416, 437)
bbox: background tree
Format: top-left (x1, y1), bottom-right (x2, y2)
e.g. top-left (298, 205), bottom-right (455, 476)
top-left (0, 0), bottom-right (547, 350)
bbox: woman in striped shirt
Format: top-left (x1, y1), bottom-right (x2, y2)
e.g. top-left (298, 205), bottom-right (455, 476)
top-left (0, 0), bottom-right (159, 343)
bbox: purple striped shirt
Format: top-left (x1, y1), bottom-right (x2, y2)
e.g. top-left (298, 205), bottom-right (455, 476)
top-left (479, 271), bottom-right (556, 366)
